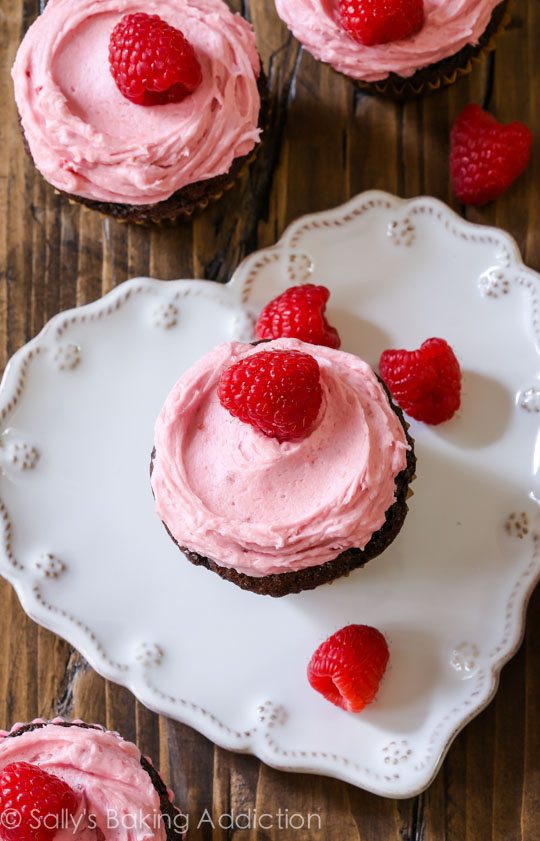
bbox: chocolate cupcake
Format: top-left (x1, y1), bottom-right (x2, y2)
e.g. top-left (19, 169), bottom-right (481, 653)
top-left (0, 719), bottom-right (184, 840)
top-left (151, 338), bottom-right (416, 598)
top-left (274, 0), bottom-right (510, 100)
top-left (11, 0), bottom-right (265, 223)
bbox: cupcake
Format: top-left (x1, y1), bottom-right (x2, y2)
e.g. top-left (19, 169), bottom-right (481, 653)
top-left (11, 0), bottom-right (266, 223)
top-left (0, 719), bottom-right (184, 841)
top-left (150, 338), bottom-right (416, 597)
top-left (274, 0), bottom-right (510, 99)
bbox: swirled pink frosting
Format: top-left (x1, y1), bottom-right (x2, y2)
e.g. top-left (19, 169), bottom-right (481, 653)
top-left (274, 0), bottom-right (503, 82)
top-left (0, 722), bottom-right (169, 841)
top-left (11, 0), bottom-right (261, 205)
top-left (151, 338), bottom-right (409, 577)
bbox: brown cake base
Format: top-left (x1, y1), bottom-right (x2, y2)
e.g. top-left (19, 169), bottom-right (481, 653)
top-left (5, 720), bottom-right (184, 839)
top-left (150, 387), bottom-right (416, 598)
top-left (22, 70), bottom-right (268, 226)
top-left (355, 0), bottom-right (510, 100)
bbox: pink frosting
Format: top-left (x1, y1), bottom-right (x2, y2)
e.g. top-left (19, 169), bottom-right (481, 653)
top-left (0, 724), bottom-right (169, 841)
top-left (11, 0), bottom-right (261, 205)
top-left (151, 338), bottom-right (409, 577)
top-left (274, 0), bottom-right (503, 81)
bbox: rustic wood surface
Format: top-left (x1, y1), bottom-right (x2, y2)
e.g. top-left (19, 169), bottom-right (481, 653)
top-left (1, 0), bottom-right (539, 837)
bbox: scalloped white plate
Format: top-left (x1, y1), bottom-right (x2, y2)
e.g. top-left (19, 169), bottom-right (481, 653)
top-left (0, 191), bottom-right (539, 798)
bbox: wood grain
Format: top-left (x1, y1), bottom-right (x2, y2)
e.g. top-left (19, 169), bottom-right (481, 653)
top-left (0, 0), bottom-right (539, 838)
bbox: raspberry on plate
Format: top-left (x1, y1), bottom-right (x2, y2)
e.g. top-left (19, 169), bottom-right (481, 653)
top-left (255, 284), bottom-right (341, 349)
top-left (379, 337), bottom-right (461, 425)
top-left (0, 761), bottom-right (78, 841)
top-left (109, 13), bottom-right (203, 106)
top-left (450, 104), bottom-right (533, 207)
top-left (338, 0), bottom-right (424, 47)
top-left (307, 624), bottom-right (389, 713)
top-left (218, 349), bottom-right (322, 442)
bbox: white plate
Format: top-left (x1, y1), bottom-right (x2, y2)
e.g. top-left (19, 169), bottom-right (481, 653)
top-left (0, 191), bottom-right (539, 798)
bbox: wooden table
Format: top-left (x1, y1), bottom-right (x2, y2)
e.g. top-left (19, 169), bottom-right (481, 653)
top-left (1, 0), bottom-right (539, 837)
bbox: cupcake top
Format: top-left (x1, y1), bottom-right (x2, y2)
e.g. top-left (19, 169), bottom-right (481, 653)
top-left (151, 338), bottom-right (409, 577)
top-left (11, 0), bottom-right (261, 205)
top-left (274, 0), bottom-right (503, 82)
top-left (0, 720), bottom-right (171, 841)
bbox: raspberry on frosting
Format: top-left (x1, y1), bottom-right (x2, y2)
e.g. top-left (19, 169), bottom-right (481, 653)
top-left (218, 349), bottom-right (323, 442)
top-left (0, 762), bottom-right (78, 841)
top-left (109, 13), bottom-right (202, 106)
top-left (338, 0), bottom-right (425, 47)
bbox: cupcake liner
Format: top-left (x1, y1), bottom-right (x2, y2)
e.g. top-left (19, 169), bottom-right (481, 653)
top-left (24, 68), bottom-right (268, 226)
top-left (62, 149), bottom-right (258, 227)
top-left (354, 0), bottom-right (511, 101)
top-left (1, 718), bottom-right (185, 839)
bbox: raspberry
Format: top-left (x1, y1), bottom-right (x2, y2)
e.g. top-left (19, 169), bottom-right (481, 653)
top-left (0, 762), bottom-right (78, 841)
top-left (109, 13), bottom-right (202, 106)
top-left (338, 0), bottom-right (424, 47)
top-left (450, 104), bottom-right (532, 206)
top-left (218, 349), bottom-right (322, 442)
top-left (379, 337), bottom-right (461, 425)
top-left (307, 625), bottom-right (389, 713)
top-left (255, 285), bottom-right (341, 349)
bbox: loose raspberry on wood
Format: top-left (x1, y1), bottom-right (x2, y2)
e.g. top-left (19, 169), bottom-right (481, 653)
top-left (450, 104), bottom-right (532, 206)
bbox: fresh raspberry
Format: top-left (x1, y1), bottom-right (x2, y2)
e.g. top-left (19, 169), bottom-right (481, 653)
top-left (218, 349), bottom-right (322, 442)
top-left (450, 104), bottom-right (532, 206)
top-left (307, 625), bottom-right (389, 714)
top-left (379, 337), bottom-right (461, 425)
top-left (0, 762), bottom-right (78, 841)
top-left (338, 0), bottom-right (424, 47)
top-left (109, 13), bottom-right (202, 106)
top-left (255, 285), bottom-right (341, 349)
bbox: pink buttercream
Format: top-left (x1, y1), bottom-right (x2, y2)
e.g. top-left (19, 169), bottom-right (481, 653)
top-left (0, 724), bottom-right (168, 841)
top-left (274, 0), bottom-right (503, 82)
top-left (151, 338), bottom-right (409, 577)
top-left (12, 0), bottom-right (261, 205)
